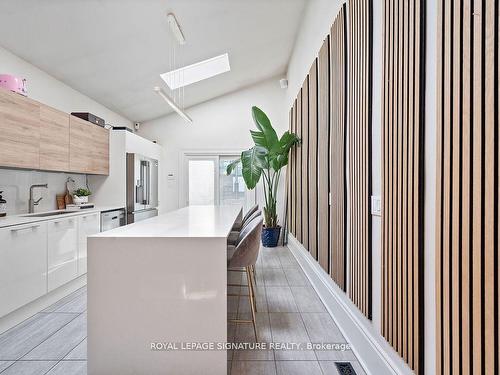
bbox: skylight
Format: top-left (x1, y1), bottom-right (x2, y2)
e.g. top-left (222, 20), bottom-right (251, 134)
top-left (160, 53), bottom-right (231, 90)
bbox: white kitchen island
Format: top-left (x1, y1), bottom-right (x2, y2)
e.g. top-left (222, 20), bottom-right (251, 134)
top-left (87, 205), bottom-right (242, 375)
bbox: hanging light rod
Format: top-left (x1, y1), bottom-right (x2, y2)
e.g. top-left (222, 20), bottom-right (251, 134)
top-left (166, 13), bottom-right (186, 45)
top-left (153, 86), bottom-right (192, 123)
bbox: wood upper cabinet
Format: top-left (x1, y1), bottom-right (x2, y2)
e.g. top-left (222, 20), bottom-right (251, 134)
top-left (90, 124), bottom-right (109, 175)
top-left (69, 115), bottom-right (94, 173)
top-left (39, 105), bottom-right (70, 171)
top-left (69, 115), bottom-right (109, 175)
top-left (0, 88), bottom-right (40, 169)
top-left (0, 88), bottom-right (110, 174)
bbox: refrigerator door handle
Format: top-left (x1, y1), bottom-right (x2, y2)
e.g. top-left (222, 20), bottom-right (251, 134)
top-left (145, 160), bottom-right (151, 206)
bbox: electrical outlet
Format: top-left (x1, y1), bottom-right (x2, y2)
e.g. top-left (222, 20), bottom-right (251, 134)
top-left (371, 195), bottom-right (382, 216)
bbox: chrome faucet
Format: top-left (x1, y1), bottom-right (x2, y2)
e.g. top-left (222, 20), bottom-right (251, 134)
top-left (28, 184), bottom-right (48, 213)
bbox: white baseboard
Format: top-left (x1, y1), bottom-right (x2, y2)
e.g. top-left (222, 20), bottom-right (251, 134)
top-left (287, 235), bottom-right (413, 375)
top-left (0, 275), bottom-right (87, 335)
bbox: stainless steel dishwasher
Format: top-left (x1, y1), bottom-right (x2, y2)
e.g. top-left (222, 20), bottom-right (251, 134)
top-left (100, 209), bottom-right (126, 232)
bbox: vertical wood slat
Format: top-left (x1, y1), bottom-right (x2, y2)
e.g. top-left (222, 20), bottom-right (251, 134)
top-left (381, 0), bottom-right (424, 372)
top-left (287, 108), bottom-right (293, 234)
top-left (451, 1), bottom-right (461, 374)
top-left (484, 1), bottom-right (496, 374)
top-left (308, 60), bottom-right (319, 261)
top-left (291, 100), bottom-right (297, 236)
top-left (436, 0), bottom-right (499, 374)
top-left (461, 1), bottom-right (472, 373)
top-left (296, 91), bottom-right (303, 244)
top-left (329, 4), bottom-right (347, 290)
top-left (347, 0), bottom-right (372, 319)
top-left (318, 37), bottom-right (330, 273)
top-left (302, 78), bottom-right (309, 250)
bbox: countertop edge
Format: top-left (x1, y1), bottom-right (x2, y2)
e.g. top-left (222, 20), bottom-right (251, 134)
top-left (0, 206), bottom-right (125, 229)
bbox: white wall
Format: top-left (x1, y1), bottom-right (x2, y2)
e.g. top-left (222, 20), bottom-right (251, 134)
top-left (138, 78), bottom-right (288, 216)
top-left (370, 0), bottom-right (384, 336)
top-left (286, 0), bottom-right (342, 107)
top-left (0, 46), bottom-right (131, 128)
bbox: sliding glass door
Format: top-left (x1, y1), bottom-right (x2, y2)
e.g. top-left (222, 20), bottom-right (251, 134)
top-left (183, 153), bottom-right (255, 210)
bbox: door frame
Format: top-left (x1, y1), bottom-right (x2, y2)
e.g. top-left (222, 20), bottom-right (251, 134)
top-left (179, 150), bottom-right (257, 209)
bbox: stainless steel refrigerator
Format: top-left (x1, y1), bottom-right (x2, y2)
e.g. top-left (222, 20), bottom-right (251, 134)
top-left (126, 153), bottom-right (159, 223)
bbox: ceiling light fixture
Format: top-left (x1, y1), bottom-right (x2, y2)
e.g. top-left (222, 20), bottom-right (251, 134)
top-left (166, 13), bottom-right (186, 45)
top-left (160, 53), bottom-right (231, 90)
top-left (153, 86), bottom-right (192, 123)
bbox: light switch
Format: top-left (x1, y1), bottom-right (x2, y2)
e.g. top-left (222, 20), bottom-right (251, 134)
top-left (371, 195), bottom-right (382, 216)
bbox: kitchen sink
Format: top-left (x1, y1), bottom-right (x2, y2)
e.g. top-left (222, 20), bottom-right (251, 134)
top-left (21, 211), bottom-right (71, 217)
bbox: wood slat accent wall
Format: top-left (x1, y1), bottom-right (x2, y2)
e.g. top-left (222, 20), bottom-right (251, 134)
top-left (318, 37), bottom-right (331, 273)
top-left (329, 4), bottom-right (347, 290)
top-left (301, 79), bottom-right (309, 249)
top-left (381, 0), bottom-right (425, 372)
top-left (308, 61), bottom-right (319, 260)
top-left (347, 0), bottom-right (372, 319)
top-left (436, 0), bottom-right (500, 374)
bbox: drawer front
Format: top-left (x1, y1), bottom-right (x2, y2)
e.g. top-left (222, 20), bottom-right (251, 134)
top-left (47, 217), bottom-right (78, 291)
top-left (77, 212), bottom-right (100, 275)
top-left (0, 223), bottom-right (48, 317)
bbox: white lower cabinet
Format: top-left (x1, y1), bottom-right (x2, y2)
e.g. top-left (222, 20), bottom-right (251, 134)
top-left (77, 212), bottom-right (100, 275)
top-left (47, 217), bottom-right (78, 292)
top-left (0, 222), bottom-right (48, 317)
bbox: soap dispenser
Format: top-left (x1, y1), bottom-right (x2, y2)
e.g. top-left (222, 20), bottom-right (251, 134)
top-left (0, 191), bottom-right (6, 217)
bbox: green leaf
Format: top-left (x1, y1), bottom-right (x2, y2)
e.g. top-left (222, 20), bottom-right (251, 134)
top-left (273, 153), bottom-right (289, 170)
top-left (226, 159), bottom-right (241, 175)
top-left (252, 106), bottom-right (279, 151)
top-left (278, 131), bottom-right (301, 153)
top-left (250, 130), bottom-right (269, 149)
top-left (240, 146), bottom-right (267, 189)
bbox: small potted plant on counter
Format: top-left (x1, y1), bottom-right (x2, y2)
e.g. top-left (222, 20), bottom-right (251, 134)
top-left (226, 106), bottom-right (300, 247)
top-left (73, 188), bottom-right (92, 204)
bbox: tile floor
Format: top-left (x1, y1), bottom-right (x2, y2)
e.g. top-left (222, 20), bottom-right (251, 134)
top-left (0, 245), bottom-right (365, 375)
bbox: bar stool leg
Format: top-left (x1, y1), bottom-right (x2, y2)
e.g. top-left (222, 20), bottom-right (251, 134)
top-left (248, 265), bottom-right (257, 312)
top-left (246, 266), bottom-right (258, 342)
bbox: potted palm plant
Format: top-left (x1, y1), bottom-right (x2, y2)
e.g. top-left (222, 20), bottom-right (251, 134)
top-left (227, 106), bottom-right (300, 247)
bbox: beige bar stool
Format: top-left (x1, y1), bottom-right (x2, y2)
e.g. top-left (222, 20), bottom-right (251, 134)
top-left (227, 216), bottom-right (263, 341)
top-left (232, 204), bottom-right (259, 231)
top-left (228, 207), bottom-right (260, 245)
top-left (227, 209), bottom-right (261, 290)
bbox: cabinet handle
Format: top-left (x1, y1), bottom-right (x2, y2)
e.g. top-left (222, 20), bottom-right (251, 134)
top-left (10, 224), bottom-right (40, 232)
top-left (54, 219), bottom-right (74, 225)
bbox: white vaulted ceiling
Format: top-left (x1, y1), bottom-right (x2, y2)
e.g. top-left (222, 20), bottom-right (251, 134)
top-left (0, 0), bottom-right (306, 122)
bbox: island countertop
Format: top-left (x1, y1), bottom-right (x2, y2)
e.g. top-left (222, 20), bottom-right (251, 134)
top-left (87, 204), bottom-right (243, 375)
top-left (91, 205), bottom-right (242, 238)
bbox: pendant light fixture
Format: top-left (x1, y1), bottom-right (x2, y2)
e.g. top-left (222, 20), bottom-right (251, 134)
top-left (155, 12), bottom-right (191, 123)
top-left (153, 86), bottom-right (192, 123)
